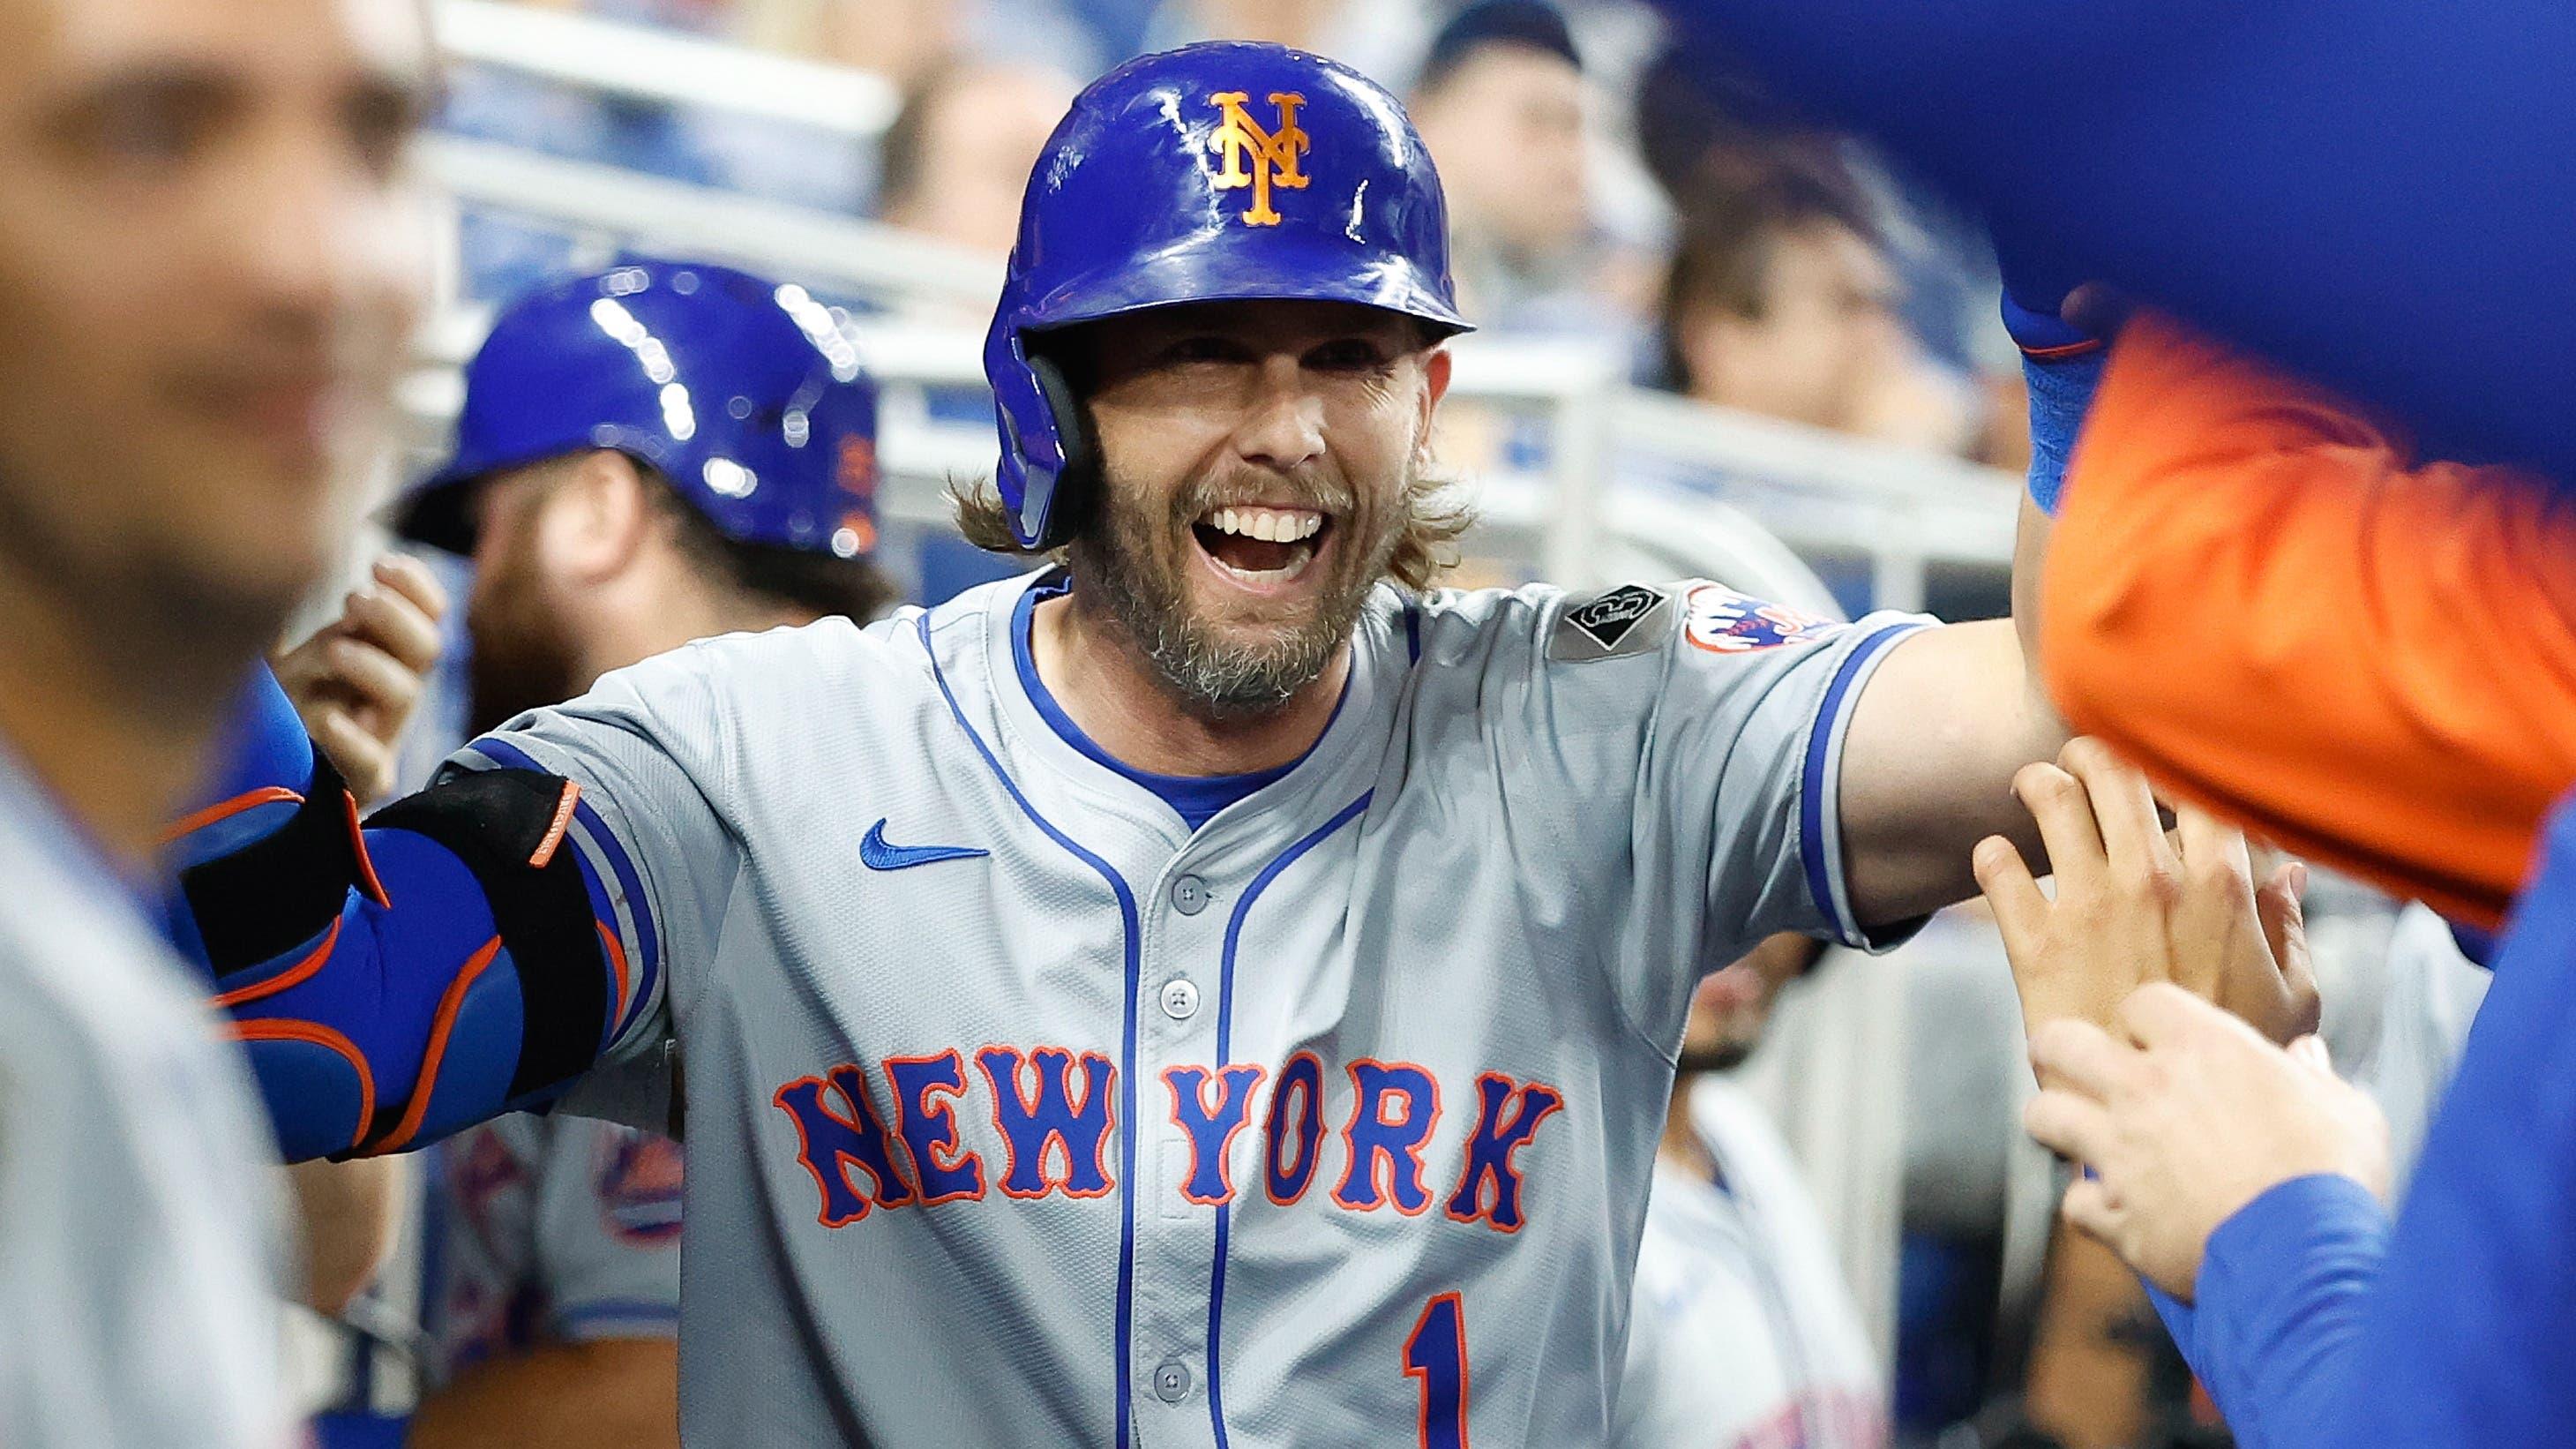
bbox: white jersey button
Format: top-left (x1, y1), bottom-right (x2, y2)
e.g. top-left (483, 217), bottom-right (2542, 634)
top-left (1170, 875), bottom-right (1210, 915)
top-left (1159, 978), bottom-right (1200, 1020)
top-left (1152, 1360), bottom-right (1192, 1403)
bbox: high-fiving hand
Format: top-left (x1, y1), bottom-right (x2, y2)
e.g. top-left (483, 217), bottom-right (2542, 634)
top-left (1974, 737), bottom-right (2319, 1045)
top-left (1975, 738), bottom-right (2384, 1302)
top-left (2022, 987), bottom-right (2391, 1300)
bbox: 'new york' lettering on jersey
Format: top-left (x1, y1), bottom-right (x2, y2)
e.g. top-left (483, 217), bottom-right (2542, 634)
top-left (476, 571), bottom-right (1927, 1447)
top-left (771, 1048), bottom-right (1561, 1228)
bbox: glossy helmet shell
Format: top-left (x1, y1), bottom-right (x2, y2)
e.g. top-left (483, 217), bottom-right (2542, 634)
top-left (400, 259), bottom-right (880, 560)
top-left (983, 41), bottom-right (1471, 550)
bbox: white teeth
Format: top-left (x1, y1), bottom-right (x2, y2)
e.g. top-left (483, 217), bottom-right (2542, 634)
top-left (1205, 507), bottom-right (1325, 540)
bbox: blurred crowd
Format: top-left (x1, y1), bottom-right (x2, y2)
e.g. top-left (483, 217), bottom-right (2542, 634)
top-left (447, 0), bottom-right (2026, 477)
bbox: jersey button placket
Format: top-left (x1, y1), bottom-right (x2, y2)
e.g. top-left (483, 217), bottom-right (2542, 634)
top-left (1132, 861), bottom-right (1222, 1445)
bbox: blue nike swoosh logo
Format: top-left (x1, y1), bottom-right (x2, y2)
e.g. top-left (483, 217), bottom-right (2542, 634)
top-left (859, 819), bottom-right (990, 871)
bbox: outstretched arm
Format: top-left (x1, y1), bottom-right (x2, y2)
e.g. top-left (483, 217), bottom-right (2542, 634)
top-left (1832, 291), bottom-right (2094, 926)
top-left (169, 667), bottom-right (660, 1160)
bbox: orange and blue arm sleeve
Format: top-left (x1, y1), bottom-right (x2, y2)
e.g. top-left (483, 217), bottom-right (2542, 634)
top-left (2041, 312), bottom-right (2576, 927)
top-left (167, 667), bottom-right (648, 1160)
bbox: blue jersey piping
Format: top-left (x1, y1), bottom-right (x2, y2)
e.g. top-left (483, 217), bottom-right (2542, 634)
top-left (1203, 790), bottom-right (1374, 1446)
top-left (918, 611), bottom-right (1146, 1447)
top-left (1795, 624), bottom-right (1919, 944)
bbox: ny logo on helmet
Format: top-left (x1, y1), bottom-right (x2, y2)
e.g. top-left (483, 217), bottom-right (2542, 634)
top-left (1209, 90), bottom-right (1309, 227)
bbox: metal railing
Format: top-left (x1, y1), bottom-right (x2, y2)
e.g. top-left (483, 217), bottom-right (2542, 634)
top-left (432, 0), bottom-right (898, 139)
top-left (418, 1), bottom-right (2022, 612)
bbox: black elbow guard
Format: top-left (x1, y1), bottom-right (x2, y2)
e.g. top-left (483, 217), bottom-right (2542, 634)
top-left (180, 751), bottom-right (371, 983)
top-left (367, 768), bottom-right (615, 1101)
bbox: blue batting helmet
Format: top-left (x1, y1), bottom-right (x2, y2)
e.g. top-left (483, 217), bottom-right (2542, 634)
top-left (398, 259), bottom-right (880, 559)
top-left (982, 41), bottom-right (1472, 551)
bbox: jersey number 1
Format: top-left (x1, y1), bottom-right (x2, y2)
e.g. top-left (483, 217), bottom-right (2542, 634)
top-left (1403, 1292), bottom-right (1471, 1449)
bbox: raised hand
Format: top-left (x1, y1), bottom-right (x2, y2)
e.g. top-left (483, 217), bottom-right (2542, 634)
top-left (2023, 985), bottom-right (2391, 1300)
top-left (272, 552), bottom-right (448, 805)
top-left (1975, 737), bottom-right (2319, 1047)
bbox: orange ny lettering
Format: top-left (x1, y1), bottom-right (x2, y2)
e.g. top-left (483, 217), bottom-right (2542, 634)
top-left (1209, 90), bottom-right (1310, 226)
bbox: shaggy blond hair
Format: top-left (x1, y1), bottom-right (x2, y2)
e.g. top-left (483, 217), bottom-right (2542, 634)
top-left (948, 462), bottom-right (1473, 594)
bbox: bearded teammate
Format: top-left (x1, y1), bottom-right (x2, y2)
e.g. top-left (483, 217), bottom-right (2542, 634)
top-left (0, 0), bottom-right (428, 1443)
top-left (395, 259), bottom-right (893, 1449)
top-left (173, 44), bottom-right (2065, 1445)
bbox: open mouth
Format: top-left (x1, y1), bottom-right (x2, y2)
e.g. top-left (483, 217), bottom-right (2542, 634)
top-left (1189, 504), bottom-right (1332, 587)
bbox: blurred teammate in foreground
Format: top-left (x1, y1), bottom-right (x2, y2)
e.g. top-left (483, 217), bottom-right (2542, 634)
top-left (392, 259), bottom-right (893, 1449)
top-left (170, 45), bottom-right (2072, 1442)
top-left (0, 0), bottom-right (426, 1441)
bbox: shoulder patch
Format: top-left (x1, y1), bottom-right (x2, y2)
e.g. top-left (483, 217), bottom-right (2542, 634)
top-left (1550, 583), bottom-right (1674, 662)
top-left (1680, 584), bottom-right (1842, 654)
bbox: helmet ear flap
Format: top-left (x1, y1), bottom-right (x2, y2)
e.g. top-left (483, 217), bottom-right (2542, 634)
top-left (1025, 351), bottom-right (1097, 550)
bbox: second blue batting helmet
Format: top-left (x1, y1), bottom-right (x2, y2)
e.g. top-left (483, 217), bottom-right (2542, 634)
top-left (982, 41), bottom-right (1472, 551)
top-left (399, 259), bottom-right (880, 559)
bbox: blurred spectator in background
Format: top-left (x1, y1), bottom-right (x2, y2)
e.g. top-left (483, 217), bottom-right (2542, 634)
top-left (737, 0), bottom-right (1101, 86)
top-left (877, 57), bottom-right (1081, 256)
top-left (1636, 37), bottom-right (2004, 448)
top-left (1140, 0), bottom-right (1434, 94)
top-left (1659, 172), bottom-right (1979, 455)
top-left (1407, 1), bottom-right (1656, 339)
top-left (1619, 933), bottom-right (1891, 1449)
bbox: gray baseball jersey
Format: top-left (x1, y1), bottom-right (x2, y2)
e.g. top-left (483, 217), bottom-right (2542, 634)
top-left (1614, 1077), bottom-right (1887, 1449)
top-left (431, 1114), bottom-right (685, 1380)
top-left (468, 569), bottom-right (1929, 1446)
top-left (0, 750), bottom-right (291, 1448)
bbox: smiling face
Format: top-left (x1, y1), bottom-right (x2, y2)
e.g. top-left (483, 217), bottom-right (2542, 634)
top-left (1060, 299), bottom-right (1452, 718)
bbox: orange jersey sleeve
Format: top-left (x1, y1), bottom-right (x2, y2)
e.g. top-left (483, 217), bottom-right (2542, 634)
top-left (2041, 312), bottom-right (2576, 927)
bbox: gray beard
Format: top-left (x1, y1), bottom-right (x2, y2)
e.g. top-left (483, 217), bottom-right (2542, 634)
top-left (1067, 477), bottom-right (1382, 721)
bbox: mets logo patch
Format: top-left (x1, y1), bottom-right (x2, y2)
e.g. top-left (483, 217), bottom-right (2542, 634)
top-left (1681, 584), bottom-right (1841, 654)
top-left (1209, 90), bottom-right (1310, 226)
top-left (594, 1129), bottom-right (686, 1245)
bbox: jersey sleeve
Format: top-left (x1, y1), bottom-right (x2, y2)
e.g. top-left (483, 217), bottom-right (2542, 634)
top-left (531, 1118), bottom-right (684, 1344)
top-left (461, 641), bottom-right (750, 1074)
top-left (1516, 582), bottom-right (1931, 1040)
top-left (2042, 312), bottom-right (2576, 927)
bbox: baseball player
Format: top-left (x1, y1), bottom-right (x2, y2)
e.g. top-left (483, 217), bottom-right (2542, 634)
top-left (0, 0), bottom-right (428, 1443)
top-left (172, 43), bottom-right (2068, 1445)
top-left (395, 259), bottom-right (894, 1449)
top-left (1615, 934), bottom-right (1887, 1449)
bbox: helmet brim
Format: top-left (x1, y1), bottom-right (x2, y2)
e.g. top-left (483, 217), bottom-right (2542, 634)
top-left (1016, 224), bottom-right (1474, 340)
top-left (387, 467), bottom-right (484, 557)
